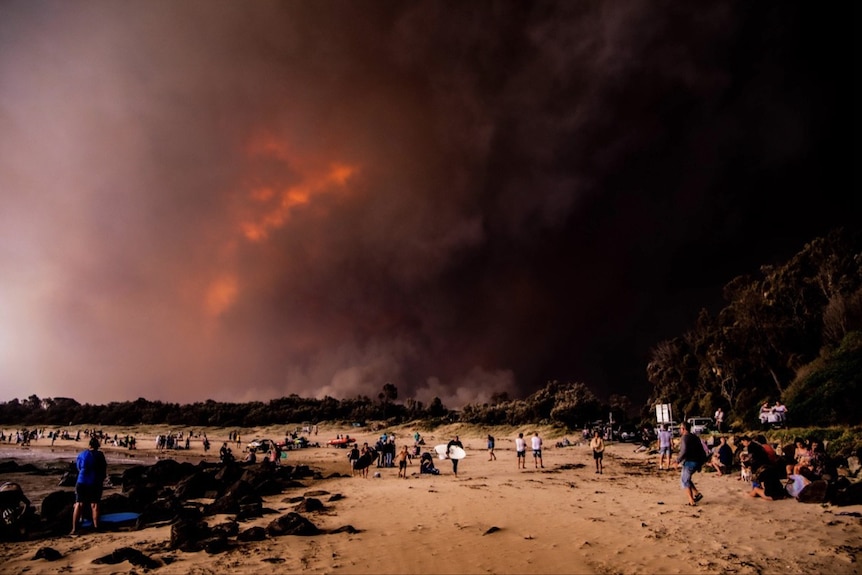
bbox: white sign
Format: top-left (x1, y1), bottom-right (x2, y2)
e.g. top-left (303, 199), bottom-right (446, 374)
top-left (655, 403), bottom-right (672, 423)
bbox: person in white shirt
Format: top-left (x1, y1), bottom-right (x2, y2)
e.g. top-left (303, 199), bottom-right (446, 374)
top-left (515, 433), bottom-right (527, 470)
top-left (531, 432), bottom-right (544, 469)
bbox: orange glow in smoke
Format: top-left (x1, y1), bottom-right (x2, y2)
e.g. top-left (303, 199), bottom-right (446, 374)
top-left (205, 275), bottom-right (238, 318)
top-left (238, 134), bottom-right (358, 242)
top-left (203, 132), bottom-right (359, 319)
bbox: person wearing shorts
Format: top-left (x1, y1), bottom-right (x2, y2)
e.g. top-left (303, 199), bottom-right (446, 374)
top-left (590, 429), bottom-right (604, 474)
top-left (515, 432), bottom-right (527, 469)
top-left (676, 421), bottom-right (704, 506)
top-left (531, 432), bottom-right (544, 469)
top-left (658, 424), bottom-right (673, 470)
top-left (71, 437), bottom-right (107, 534)
top-left (396, 445), bottom-right (410, 479)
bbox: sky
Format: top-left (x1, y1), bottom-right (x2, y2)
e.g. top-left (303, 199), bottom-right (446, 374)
top-left (0, 1), bottom-right (857, 408)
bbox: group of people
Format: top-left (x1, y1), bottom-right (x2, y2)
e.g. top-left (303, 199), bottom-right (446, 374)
top-left (759, 401), bottom-right (789, 425)
top-left (659, 420), bottom-right (836, 505)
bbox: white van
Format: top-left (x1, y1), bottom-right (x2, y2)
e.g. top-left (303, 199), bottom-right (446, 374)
top-left (686, 417), bottom-right (714, 435)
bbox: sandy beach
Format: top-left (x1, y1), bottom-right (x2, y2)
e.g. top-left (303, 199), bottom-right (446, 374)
top-left (0, 423), bottom-right (860, 574)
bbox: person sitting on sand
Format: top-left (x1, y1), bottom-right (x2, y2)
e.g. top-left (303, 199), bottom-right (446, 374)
top-left (789, 437), bottom-right (810, 477)
top-left (708, 436), bottom-right (733, 476)
top-left (419, 452), bottom-right (439, 475)
top-left (797, 438), bottom-right (829, 480)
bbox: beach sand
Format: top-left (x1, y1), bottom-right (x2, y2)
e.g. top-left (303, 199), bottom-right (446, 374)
top-left (1, 423), bottom-right (860, 574)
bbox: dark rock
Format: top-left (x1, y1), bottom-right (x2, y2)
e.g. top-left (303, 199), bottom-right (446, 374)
top-left (39, 490), bottom-right (76, 521)
top-left (329, 525), bottom-right (359, 534)
top-left (123, 484), bottom-right (158, 509)
top-left (265, 512), bottom-right (320, 537)
top-left (207, 480), bottom-right (259, 515)
top-left (137, 495), bottom-right (183, 526)
top-left (294, 498), bottom-right (324, 512)
top-left (211, 520), bottom-right (239, 538)
top-left (32, 547), bottom-right (62, 561)
top-left (100, 493), bottom-right (134, 515)
top-left (292, 465), bottom-right (314, 478)
top-left (174, 470), bottom-right (220, 500)
top-left (327, 493), bottom-right (345, 502)
top-left (304, 490), bottom-right (330, 497)
top-left (92, 546), bottom-right (160, 569)
top-left (170, 519), bottom-right (212, 551)
top-left (797, 480), bottom-right (829, 503)
top-left (237, 526), bottom-right (267, 541)
top-left (57, 471), bottom-right (76, 488)
top-left (203, 534), bottom-right (230, 554)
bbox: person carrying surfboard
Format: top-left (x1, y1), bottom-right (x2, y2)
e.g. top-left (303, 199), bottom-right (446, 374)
top-left (447, 436), bottom-right (463, 476)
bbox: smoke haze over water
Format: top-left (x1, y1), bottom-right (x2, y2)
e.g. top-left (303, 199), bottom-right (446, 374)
top-left (0, 2), bottom-right (855, 406)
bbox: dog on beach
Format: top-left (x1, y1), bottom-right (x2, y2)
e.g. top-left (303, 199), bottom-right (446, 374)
top-left (739, 452), bottom-right (752, 482)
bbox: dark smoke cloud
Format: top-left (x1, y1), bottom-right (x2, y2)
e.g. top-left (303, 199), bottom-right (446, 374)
top-left (0, 1), bottom-right (855, 406)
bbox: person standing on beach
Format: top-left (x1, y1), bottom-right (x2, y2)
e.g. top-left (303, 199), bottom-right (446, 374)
top-left (515, 433), bottom-right (527, 469)
top-left (396, 445), bottom-right (411, 478)
top-left (714, 407), bottom-right (725, 433)
top-left (658, 425), bottom-right (673, 470)
top-left (590, 429), bottom-right (604, 474)
top-left (531, 432), bottom-right (544, 469)
top-left (447, 436), bottom-right (463, 476)
top-left (71, 437), bottom-right (107, 534)
top-left (676, 421), bottom-right (705, 506)
top-left (487, 434), bottom-right (496, 461)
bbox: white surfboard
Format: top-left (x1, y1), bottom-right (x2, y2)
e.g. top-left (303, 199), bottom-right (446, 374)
top-left (435, 443), bottom-right (466, 460)
top-left (448, 445), bottom-right (466, 460)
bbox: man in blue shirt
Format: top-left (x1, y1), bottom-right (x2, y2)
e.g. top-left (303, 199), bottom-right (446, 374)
top-left (71, 436), bottom-right (107, 534)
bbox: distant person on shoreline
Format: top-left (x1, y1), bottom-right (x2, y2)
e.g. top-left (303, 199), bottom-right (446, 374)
top-left (487, 434), bottom-right (496, 461)
top-left (447, 436), bottom-right (463, 476)
top-left (590, 429), bottom-right (604, 474)
top-left (531, 432), bottom-right (544, 469)
top-left (515, 433), bottom-right (527, 470)
top-left (70, 437), bottom-right (107, 535)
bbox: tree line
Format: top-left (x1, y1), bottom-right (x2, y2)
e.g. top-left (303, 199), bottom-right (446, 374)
top-left (646, 227), bottom-right (861, 428)
top-left (0, 380), bottom-right (611, 430)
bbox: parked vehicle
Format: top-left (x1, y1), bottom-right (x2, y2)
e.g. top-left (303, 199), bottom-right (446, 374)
top-left (246, 438), bottom-right (275, 453)
top-left (686, 417), bottom-right (714, 435)
top-left (617, 424), bottom-right (640, 442)
top-left (654, 421), bottom-right (680, 437)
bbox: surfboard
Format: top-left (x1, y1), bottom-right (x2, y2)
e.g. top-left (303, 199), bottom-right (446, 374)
top-left (448, 446), bottom-right (467, 460)
top-left (354, 449), bottom-right (376, 471)
top-left (81, 511), bottom-right (140, 528)
top-left (435, 444), bottom-right (466, 460)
